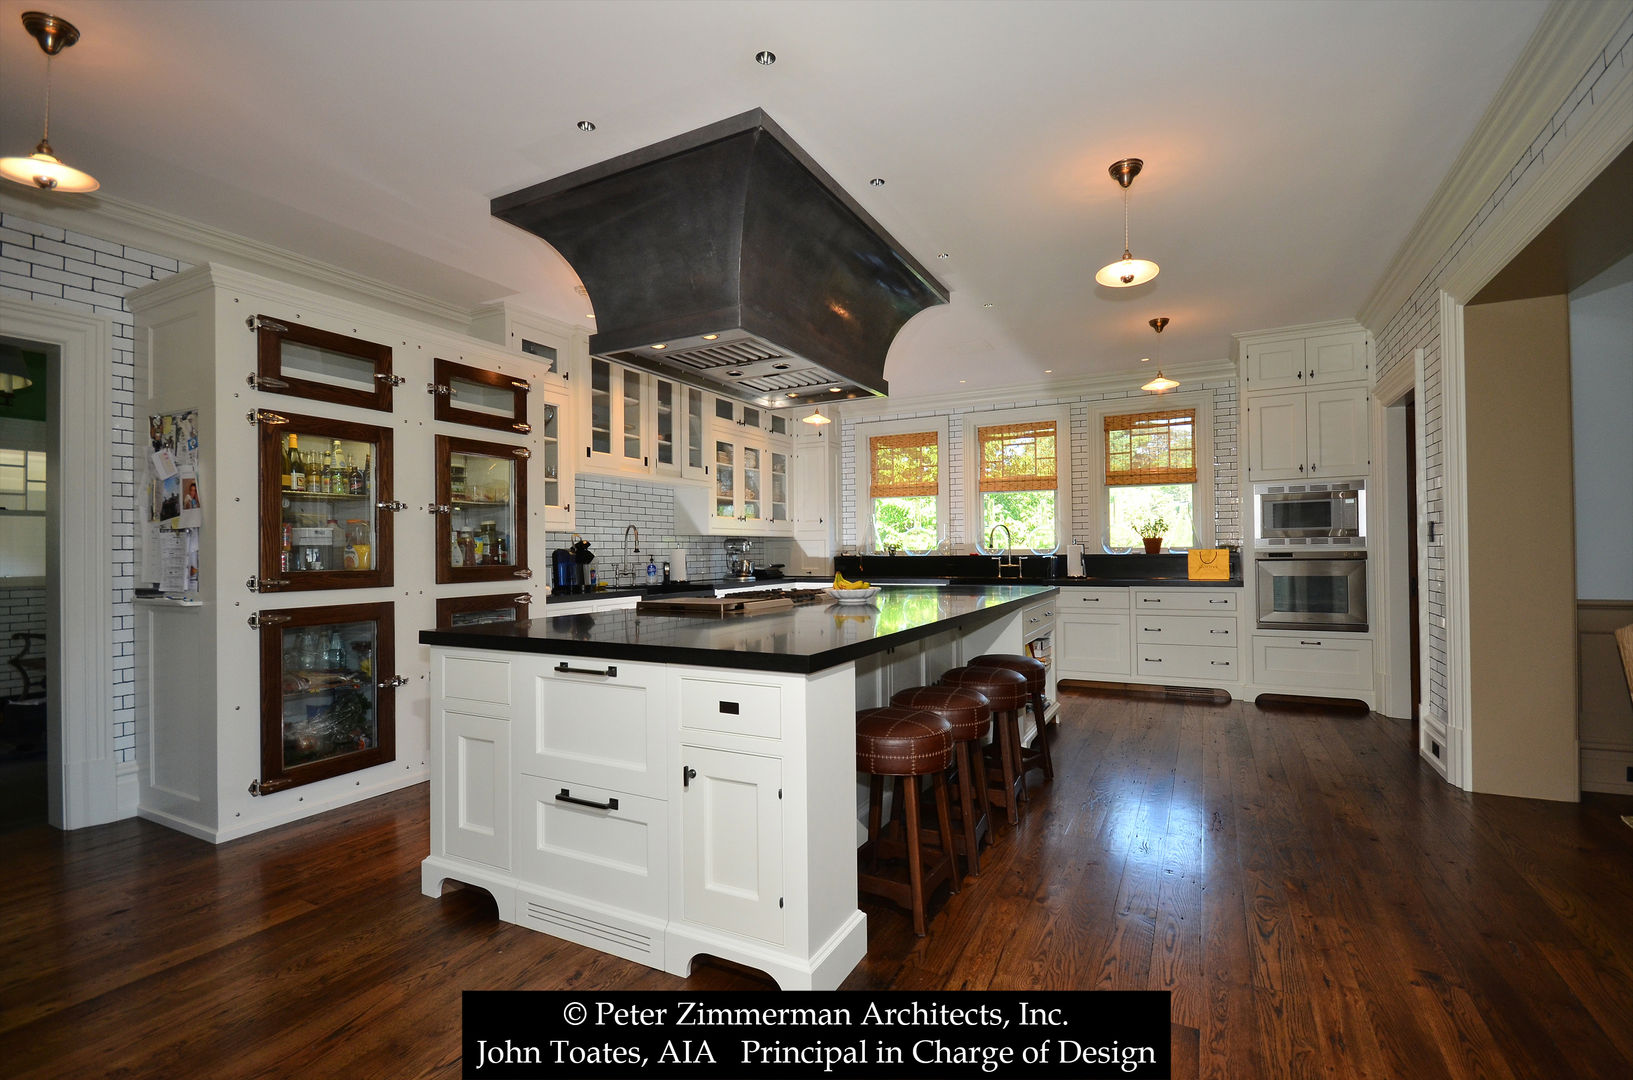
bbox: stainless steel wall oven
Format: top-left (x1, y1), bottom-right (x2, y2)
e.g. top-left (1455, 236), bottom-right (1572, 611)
top-left (1255, 551), bottom-right (1368, 632)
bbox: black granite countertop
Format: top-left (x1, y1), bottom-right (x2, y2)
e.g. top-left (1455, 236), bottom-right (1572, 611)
top-left (544, 575), bottom-right (831, 603)
top-left (424, 584), bottom-right (1056, 674)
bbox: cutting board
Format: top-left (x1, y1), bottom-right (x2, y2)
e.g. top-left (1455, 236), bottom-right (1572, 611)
top-left (636, 595), bottom-right (795, 617)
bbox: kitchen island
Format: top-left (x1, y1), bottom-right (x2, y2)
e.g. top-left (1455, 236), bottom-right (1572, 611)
top-left (418, 584), bottom-right (1055, 990)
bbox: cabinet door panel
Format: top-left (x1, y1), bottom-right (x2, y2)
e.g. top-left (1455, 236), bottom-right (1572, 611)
top-left (1058, 613), bottom-right (1131, 677)
top-left (436, 434), bottom-right (529, 584)
top-left (514, 774), bottom-right (666, 917)
top-left (680, 746), bottom-right (784, 944)
top-left (1307, 388), bottom-right (1370, 478)
top-left (441, 709), bottom-right (509, 869)
top-left (1243, 339), bottom-right (1307, 391)
top-left (1306, 332), bottom-right (1367, 383)
top-left (520, 661), bottom-right (666, 797)
top-left (261, 413), bottom-right (394, 591)
top-left (1246, 391), bottom-right (1309, 481)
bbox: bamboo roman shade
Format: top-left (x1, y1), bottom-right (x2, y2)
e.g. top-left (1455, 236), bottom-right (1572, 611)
top-left (1104, 408), bottom-right (1196, 486)
top-left (977, 421), bottom-right (1057, 492)
top-left (869, 431), bottom-right (939, 497)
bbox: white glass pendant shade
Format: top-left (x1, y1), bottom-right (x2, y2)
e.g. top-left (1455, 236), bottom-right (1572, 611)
top-left (0, 142), bottom-right (99, 193)
top-left (1095, 253), bottom-right (1159, 288)
top-left (1141, 371), bottom-right (1179, 393)
top-left (801, 408), bottom-right (832, 426)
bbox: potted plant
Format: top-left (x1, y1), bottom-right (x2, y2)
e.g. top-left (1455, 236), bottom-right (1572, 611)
top-left (1133, 513), bottom-right (1168, 555)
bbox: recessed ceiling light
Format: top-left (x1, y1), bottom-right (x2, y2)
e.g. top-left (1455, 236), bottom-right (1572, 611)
top-left (982, 303), bottom-right (994, 309)
top-left (702, 334), bottom-right (718, 341)
top-left (586, 313), bottom-right (595, 319)
top-left (959, 379), bottom-right (967, 384)
top-left (829, 386), bottom-right (842, 393)
top-left (937, 253), bottom-right (951, 259)
top-left (869, 178), bottom-right (885, 187)
top-left (772, 362), bottom-right (789, 370)
top-left (1140, 356), bottom-right (1150, 363)
top-left (1045, 369), bottom-right (1053, 374)
top-left (577, 120), bottom-right (596, 132)
top-left (727, 370), bottom-right (743, 377)
top-left (755, 50), bottom-right (776, 66)
top-left (787, 392), bottom-right (798, 398)
top-left (650, 343), bottom-right (666, 350)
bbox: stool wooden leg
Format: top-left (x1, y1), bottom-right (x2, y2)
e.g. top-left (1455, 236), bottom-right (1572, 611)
top-left (1010, 706), bottom-right (1031, 803)
top-left (932, 772), bottom-right (959, 893)
top-left (1027, 690), bottom-right (1055, 781)
top-left (866, 774), bottom-right (884, 871)
top-left (952, 742), bottom-right (981, 877)
top-left (902, 779), bottom-right (926, 936)
top-left (986, 712), bottom-right (1021, 825)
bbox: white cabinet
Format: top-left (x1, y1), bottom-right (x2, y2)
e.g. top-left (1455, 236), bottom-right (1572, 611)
top-left (513, 773), bottom-right (667, 922)
top-left (675, 428), bottom-right (795, 536)
top-left (677, 744), bottom-right (784, 943)
top-left (654, 382), bottom-right (711, 482)
top-left (537, 385), bottom-right (575, 529)
top-left (467, 301), bottom-right (582, 390)
top-left (1251, 634), bottom-right (1375, 692)
top-left (1241, 327), bottom-right (1368, 391)
top-left (518, 658), bottom-right (667, 798)
top-left (584, 357), bottom-right (654, 474)
top-left (1058, 613), bottom-right (1131, 677)
top-left (1055, 586), bottom-right (1242, 686)
top-left (438, 708), bottom-right (510, 871)
top-left (1246, 386), bottom-right (1369, 481)
top-left (790, 425), bottom-right (836, 561)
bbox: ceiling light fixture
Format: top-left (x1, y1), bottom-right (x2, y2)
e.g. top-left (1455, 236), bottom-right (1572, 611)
top-left (755, 50), bottom-right (776, 66)
top-left (801, 407), bottom-right (831, 426)
top-left (1, 12), bottom-right (99, 193)
top-left (650, 343), bottom-right (666, 350)
top-left (869, 178), bottom-right (885, 187)
top-left (0, 347), bottom-right (36, 404)
top-left (1141, 317), bottom-right (1179, 392)
top-left (702, 334), bottom-right (718, 341)
top-left (576, 120), bottom-right (596, 132)
top-left (1094, 158), bottom-right (1157, 288)
top-left (829, 386), bottom-right (841, 393)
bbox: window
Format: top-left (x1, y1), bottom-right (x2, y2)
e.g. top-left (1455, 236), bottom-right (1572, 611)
top-left (869, 429), bottom-right (940, 550)
top-left (976, 419), bottom-right (1060, 551)
top-left (0, 447), bottom-right (47, 579)
top-left (1104, 407), bottom-right (1197, 549)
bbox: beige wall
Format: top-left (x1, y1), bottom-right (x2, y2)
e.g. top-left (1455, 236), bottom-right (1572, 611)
top-left (1463, 294), bottom-right (1579, 801)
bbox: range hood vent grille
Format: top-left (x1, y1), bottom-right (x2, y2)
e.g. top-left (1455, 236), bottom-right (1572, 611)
top-left (491, 109), bottom-right (948, 408)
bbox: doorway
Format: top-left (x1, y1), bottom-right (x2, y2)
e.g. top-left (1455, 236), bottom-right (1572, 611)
top-left (0, 336), bottom-right (55, 831)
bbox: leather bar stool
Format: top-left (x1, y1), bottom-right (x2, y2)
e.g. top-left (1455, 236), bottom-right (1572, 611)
top-left (890, 685), bottom-right (992, 876)
top-left (855, 706), bottom-right (960, 936)
top-left (966, 653), bottom-right (1055, 784)
top-left (938, 665), bottom-right (1030, 825)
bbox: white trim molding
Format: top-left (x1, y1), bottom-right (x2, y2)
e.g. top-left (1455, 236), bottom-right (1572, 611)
top-left (1079, 390), bottom-right (1217, 552)
top-left (1437, 292), bottom-right (1473, 791)
top-left (0, 297), bottom-right (120, 828)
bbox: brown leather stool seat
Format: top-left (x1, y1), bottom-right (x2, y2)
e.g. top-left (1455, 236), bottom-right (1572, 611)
top-left (938, 665), bottom-right (1031, 825)
top-left (855, 706), bottom-right (960, 936)
top-left (891, 685), bottom-right (992, 875)
top-left (966, 653), bottom-right (1055, 783)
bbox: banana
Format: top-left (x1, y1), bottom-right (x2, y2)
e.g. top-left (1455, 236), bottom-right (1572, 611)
top-left (832, 573), bottom-right (872, 590)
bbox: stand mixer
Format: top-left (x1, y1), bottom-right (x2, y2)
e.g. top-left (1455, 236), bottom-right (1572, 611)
top-left (725, 538), bottom-right (754, 580)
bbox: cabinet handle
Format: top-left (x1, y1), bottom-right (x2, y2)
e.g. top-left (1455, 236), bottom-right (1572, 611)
top-left (1308, 368), bottom-right (1315, 381)
top-left (1209, 599), bottom-right (1229, 604)
top-left (555, 788), bottom-right (619, 811)
top-left (374, 372), bottom-right (407, 386)
top-left (427, 382), bottom-right (453, 396)
top-left (1081, 596), bottom-right (1100, 603)
top-left (245, 409), bottom-right (289, 426)
top-left (683, 765), bottom-right (697, 789)
top-left (1209, 629), bottom-right (1230, 635)
top-left (1141, 627), bottom-right (1161, 632)
top-left (512, 594), bottom-right (532, 606)
top-left (1299, 640), bottom-right (1323, 647)
top-left (1144, 657), bottom-right (1162, 663)
top-left (1210, 660), bottom-right (1232, 667)
top-left (512, 447), bottom-right (532, 459)
top-left (373, 501), bottom-right (406, 512)
top-left (1141, 598), bottom-right (1161, 603)
top-left (245, 575), bottom-right (289, 592)
top-left (1296, 369), bottom-right (1303, 380)
top-left (426, 504), bottom-right (450, 515)
top-left (512, 568), bottom-right (533, 579)
top-left (378, 675), bottom-right (409, 689)
top-left (1299, 464), bottom-right (1305, 473)
top-left (555, 662), bottom-right (617, 677)
top-left (511, 422), bottom-right (531, 434)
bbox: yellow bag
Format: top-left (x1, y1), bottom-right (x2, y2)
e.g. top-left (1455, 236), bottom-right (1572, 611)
top-left (1187, 548), bottom-right (1229, 580)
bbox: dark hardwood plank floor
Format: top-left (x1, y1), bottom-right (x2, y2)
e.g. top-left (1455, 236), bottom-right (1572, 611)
top-left (3, 688), bottom-right (1631, 1079)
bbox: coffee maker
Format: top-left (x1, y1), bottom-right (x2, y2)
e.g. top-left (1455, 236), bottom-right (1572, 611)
top-left (725, 538), bottom-right (754, 580)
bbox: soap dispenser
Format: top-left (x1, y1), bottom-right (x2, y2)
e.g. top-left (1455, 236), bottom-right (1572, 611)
top-left (646, 556), bottom-right (658, 586)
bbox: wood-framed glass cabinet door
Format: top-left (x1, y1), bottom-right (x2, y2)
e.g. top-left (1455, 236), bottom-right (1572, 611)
top-left (434, 592), bottom-right (533, 628)
top-left (256, 411), bottom-right (395, 593)
top-left (430, 357), bottom-right (531, 434)
top-left (251, 315), bottom-right (397, 412)
top-left (252, 600), bottom-right (398, 794)
top-left (435, 434), bottom-right (530, 584)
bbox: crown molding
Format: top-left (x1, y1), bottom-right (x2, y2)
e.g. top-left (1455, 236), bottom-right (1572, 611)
top-left (0, 189), bottom-right (474, 330)
top-left (1231, 318), bottom-right (1369, 346)
top-left (823, 356), bottom-right (1237, 422)
top-left (1357, 0), bottom-right (1633, 332)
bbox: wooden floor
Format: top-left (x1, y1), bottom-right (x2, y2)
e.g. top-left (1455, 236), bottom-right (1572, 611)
top-left (4, 688), bottom-right (1632, 1079)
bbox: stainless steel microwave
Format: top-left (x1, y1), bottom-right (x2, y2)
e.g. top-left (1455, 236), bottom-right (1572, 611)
top-left (1255, 552), bottom-right (1368, 632)
top-left (1254, 481), bottom-right (1365, 547)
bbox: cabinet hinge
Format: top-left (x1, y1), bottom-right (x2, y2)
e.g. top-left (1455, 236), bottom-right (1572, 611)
top-left (374, 372), bottom-right (406, 386)
top-left (246, 315), bottom-right (288, 334)
top-left (378, 675), bottom-right (409, 689)
top-left (512, 447), bottom-right (531, 459)
top-left (246, 409), bottom-right (289, 426)
top-left (247, 612), bottom-right (291, 629)
top-left (427, 382), bottom-right (453, 396)
top-left (246, 372), bottom-right (289, 391)
top-left (512, 594), bottom-right (531, 606)
top-left (248, 776), bottom-right (293, 796)
top-left (513, 568), bottom-right (534, 579)
top-left (511, 422), bottom-right (531, 433)
top-left (510, 378), bottom-right (531, 391)
top-left (245, 575), bottom-right (289, 592)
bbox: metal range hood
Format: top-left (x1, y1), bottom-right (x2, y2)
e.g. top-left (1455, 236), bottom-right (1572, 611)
top-left (491, 109), bottom-right (949, 407)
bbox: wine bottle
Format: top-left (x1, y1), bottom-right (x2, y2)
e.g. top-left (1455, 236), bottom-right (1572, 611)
top-left (290, 441), bottom-right (305, 492)
top-left (281, 435), bottom-right (296, 489)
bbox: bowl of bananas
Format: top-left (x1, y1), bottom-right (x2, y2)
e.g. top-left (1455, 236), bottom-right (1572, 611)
top-left (826, 574), bottom-right (880, 604)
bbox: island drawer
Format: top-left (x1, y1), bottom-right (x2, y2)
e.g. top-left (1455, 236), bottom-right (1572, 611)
top-left (519, 658), bottom-right (667, 798)
top-left (1135, 644), bottom-right (1239, 680)
top-left (514, 774), bottom-right (667, 919)
top-left (1134, 615), bottom-right (1237, 647)
top-left (1061, 588), bottom-right (1130, 611)
top-left (1132, 589), bottom-right (1238, 612)
top-left (679, 674), bottom-right (782, 740)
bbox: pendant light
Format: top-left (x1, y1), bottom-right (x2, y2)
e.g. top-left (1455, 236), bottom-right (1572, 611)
top-left (801, 407), bottom-right (832, 426)
top-left (1094, 158), bottom-right (1157, 288)
top-left (1141, 317), bottom-right (1179, 392)
top-left (0, 345), bottom-right (36, 405)
top-left (0, 12), bottom-right (100, 194)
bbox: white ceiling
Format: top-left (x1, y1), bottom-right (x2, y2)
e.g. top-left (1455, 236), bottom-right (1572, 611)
top-left (0, 0), bottom-right (1550, 399)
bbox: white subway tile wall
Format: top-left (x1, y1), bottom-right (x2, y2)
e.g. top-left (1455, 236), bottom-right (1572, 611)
top-left (0, 585), bottom-right (47, 700)
top-left (1370, 9), bottom-right (1633, 731)
top-left (2, 212), bottom-right (188, 763)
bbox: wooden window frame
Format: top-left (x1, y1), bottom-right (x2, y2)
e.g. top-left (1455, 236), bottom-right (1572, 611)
top-left (435, 434), bottom-right (531, 584)
top-left (254, 316), bottom-right (395, 412)
top-left (435, 592), bottom-right (533, 628)
top-left (431, 357), bottom-right (531, 434)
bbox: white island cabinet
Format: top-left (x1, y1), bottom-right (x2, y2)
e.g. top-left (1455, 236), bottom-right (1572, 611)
top-left (420, 584), bottom-right (1050, 990)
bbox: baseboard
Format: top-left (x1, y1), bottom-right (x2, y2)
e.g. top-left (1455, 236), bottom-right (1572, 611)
top-left (116, 761), bottom-right (139, 819)
top-left (1419, 708), bottom-right (1450, 779)
top-left (1580, 744), bottom-right (1633, 795)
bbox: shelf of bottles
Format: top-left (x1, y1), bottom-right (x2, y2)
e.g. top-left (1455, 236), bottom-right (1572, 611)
top-left (259, 413), bottom-right (394, 592)
top-left (436, 434), bottom-right (529, 584)
top-left (255, 601), bottom-right (397, 793)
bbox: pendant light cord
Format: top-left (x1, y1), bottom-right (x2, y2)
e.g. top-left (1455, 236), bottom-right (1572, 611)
top-left (40, 53), bottom-right (52, 144)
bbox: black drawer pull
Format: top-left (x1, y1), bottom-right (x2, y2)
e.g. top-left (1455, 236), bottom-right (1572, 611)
top-left (1141, 627), bottom-right (1162, 632)
top-left (719, 701), bottom-right (740, 715)
top-left (1144, 657), bottom-right (1162, 663)
top-left (1142, 598), bottom-right (1161, 603)
top-left (555, 788), bottom-right (619, 811)
top-left (1299, 640), bottom-right (1323, 647)
top-left (1210, 629), bottom-right (1230, 635)
top-left (1209, 599), bottom-right (1229, 604)
top-left (1210, 661), bottom-right (1232, 667)
top-left (556, 662), bottom-right (617, 677)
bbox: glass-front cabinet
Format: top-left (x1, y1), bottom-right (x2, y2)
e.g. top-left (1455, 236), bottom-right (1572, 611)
top-left (586, 357), bottom-right (650, 473)
top-left (435, 592), bottom-right (532, 628)
top-left (538, 386), bottom-right (573, 528)
top-left (430, 357), bottom-right (530, 434)
top-left (770, 449), bottom-right (789, 523)
top-left (257, 412), bottom-right (395, 592)
top-left (253, 601), bottom-right (398, 794)
top-left (435, 434), bottom-right (529, 584)
top-left (251, 315), bottom-right (397, 412)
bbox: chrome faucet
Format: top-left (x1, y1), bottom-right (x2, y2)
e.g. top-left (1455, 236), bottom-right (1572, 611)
top-left (622, 524), bottom-right (640, 585)
top-left (989, 524), bottom-right (1022, 579)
